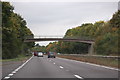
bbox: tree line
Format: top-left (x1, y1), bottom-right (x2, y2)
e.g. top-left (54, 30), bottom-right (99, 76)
top-left (2, 2), bottom-right (34, 59)
top-left (34, 10), bottom-right (119, 56)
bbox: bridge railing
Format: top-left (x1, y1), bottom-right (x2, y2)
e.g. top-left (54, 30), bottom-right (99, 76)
top-left (25, 35), bottom-right (95, 41)
top-left (63, 36), bottom-right (95, 41)
top-left (25, 35), bottom-right (64, 39)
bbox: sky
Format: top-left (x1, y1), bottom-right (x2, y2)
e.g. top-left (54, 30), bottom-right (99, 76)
top-left (2, 0), bottom-right (119, 46)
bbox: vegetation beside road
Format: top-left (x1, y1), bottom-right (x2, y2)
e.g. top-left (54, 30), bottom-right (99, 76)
top-left (2, 1), bottom-right (119, 60)
top-left (2, 2), bottom-right (34, 59)
top-left (34, 10), bottom-right (119, 56)
top-left (1, 54), bottom-right (32, 62)
top-left (57, 55), bottom-right (119, 68)
top-left (42, 10), bottom-right (119, 56)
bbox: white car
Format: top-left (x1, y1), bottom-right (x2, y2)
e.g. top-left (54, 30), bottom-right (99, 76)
top-left (37, 52), bottom-right (43, 57)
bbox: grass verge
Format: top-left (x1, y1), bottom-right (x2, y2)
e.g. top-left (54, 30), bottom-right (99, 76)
top-left (57, 55), bottom-right (119, 69)
top-left (1, 54), bottom-right (32, 62)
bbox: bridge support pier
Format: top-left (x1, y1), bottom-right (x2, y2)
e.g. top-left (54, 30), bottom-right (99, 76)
top-left (88, 43), bottom-right (95, 55)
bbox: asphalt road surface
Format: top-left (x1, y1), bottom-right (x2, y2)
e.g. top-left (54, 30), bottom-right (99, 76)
top-left (4, 55), bottom-right (119, 80)
top-left (2, 60), bottom-right (25, 78)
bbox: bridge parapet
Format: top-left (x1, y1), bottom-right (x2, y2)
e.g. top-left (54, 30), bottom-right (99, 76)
top-left (25, 35), bottom-right (95, 41)
top-left (64, 36), bottom-right (95, 41)
top-left (24, 35), bottom-right (95, 44)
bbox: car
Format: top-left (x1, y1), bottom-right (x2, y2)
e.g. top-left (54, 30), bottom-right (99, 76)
top-left (48, 52), bottom-right (56, 58)
top-left (37, 52), bottom-right (43, 57)
top-left (34, 52), bottom-right (38, 56)
top-left (57, 53), bottom-right (61, 55)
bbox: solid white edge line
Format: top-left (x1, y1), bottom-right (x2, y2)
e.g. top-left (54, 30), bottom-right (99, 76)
top-left (74, 75), bottom-right (83, 79)
top-left (14, 69), bottom-right (18, 72)
top-left (14, 55), bottom-right (33, 71)
top-left (12, 71), bottom-right (16, 74)
top-left (4, 55), bottom-right (34, 79)
top-left (8, 74), bottom-right (13, 76)
top-left (58, 57), bottom-right (119, 71)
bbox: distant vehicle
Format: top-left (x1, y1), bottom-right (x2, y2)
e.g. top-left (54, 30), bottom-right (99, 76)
top-left (57, 53), bottom-right (61, 55)
top-left (34, 52), bottom-right (38, 56)
top-left (48, 52), bottom-right (56, 58)
top-left (37, 52), bottom-right (43, 57)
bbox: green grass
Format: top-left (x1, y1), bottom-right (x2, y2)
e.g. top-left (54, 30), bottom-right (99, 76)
top-left (1, 54), bottom-right (32, 62)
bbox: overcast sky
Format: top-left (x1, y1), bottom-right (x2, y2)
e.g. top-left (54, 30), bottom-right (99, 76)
top-left (9, 1), bottom-right (119, 46)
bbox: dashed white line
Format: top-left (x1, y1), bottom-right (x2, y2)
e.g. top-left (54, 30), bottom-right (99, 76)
top-left (74, 75), bottom-right (83, 79)
top-left (53, 63), bottom-right (55, 64)
top-left (58, 57), bottom-right (119, 71)
top-left (60, 66), bottom-right (64, 69)
top-left (8, 74), bottom-right (13, 76)
top-left (4, 77), bottom-right (10, 79)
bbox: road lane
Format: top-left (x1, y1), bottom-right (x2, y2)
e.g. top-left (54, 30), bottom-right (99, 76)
top-left (11, 56), bottom-right (75, 78)
top-left (52, 57), bottom-right (118, 78)
top-left (7, 55), bottom-right (119, 79)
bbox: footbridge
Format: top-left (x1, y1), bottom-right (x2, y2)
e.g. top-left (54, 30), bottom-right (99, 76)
top-left (24, 36), bottom-right (94, 44)
top-left (24, 35), bottom-right (95, 54)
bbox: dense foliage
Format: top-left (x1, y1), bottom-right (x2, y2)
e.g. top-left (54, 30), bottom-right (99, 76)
top-left (45, 10), bottom-right (119, 55)
top-left (32, 44), bottom-right (46, 52)
top-left (2, 2), bottom-right (34, 59)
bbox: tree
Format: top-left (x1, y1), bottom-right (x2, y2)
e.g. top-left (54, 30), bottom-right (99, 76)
top-left (2, 2), bottom-right (34, 59)
top-left (110, 10), bottom-right (120, 28)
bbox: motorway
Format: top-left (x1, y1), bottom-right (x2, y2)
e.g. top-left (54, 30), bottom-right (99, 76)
top-left (3, 55), bottom-right (119, 80)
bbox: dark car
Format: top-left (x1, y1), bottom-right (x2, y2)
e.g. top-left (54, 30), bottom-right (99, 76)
top-left (34, 52), bottom-right (38, 56)
top-left (48, 52), bottom-right (56, 58)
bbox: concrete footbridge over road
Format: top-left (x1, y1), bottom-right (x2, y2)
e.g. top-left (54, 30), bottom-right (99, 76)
top-left (24, 35), bottom-right (95, 54)
top-left (24, 35), bottom-right (95, 44)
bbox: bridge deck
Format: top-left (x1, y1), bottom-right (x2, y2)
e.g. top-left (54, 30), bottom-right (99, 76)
top-left (24, 38), bottom-right (94, 44)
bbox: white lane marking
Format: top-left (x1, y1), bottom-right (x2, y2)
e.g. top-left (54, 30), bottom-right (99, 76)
top-left (84, 62), bottom-right (119, 71)
top-left (58, 57), bottom-right (119, 71)
top-left (3, 55), bottom-right (34, 79)
top-left (60, 66), bottom-right (64, 69)
top-left (14, 69), bottom-right (18, 71)
top-left (16, 66), bottom-right (21, 70)
top-left (8, 74), bottom-right (13, 76)
top-left (74, 75), bottom-right (83, 79)
top-left (4, 76), bottom-right (10, 79)
top-left (12, 71), bottom-right (16, 74)
top-left (53, 63), bottom-right (55, 64)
